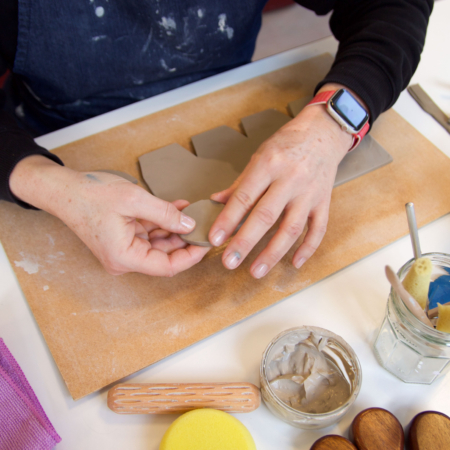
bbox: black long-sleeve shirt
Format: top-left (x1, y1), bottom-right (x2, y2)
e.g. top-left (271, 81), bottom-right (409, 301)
top-left (0, 0), bottom-right (433, 207)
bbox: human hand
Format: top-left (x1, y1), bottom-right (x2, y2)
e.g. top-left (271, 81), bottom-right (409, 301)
top-left (209, 86), bottom-right (358, 278)
top-left (10, 156), bottom-right (210, 276)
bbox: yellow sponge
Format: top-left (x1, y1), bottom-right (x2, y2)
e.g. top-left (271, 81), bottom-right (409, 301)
top-left (159, 409), bottom-right (256, 450)
top-left (437, 303), bottom-right (450, 333)
top-left (402, 257), bottom-right (432, 309)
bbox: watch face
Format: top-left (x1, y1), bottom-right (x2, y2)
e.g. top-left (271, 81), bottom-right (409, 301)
top-left (330, 89), bottom-right (369, 132)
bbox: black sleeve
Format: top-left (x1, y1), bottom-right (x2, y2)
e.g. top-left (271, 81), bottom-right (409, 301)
top-left (0, 109), bottom-right (64, 209)
top-left (0, 0), bottom-right (63, 209)
top-left (296, 0), bottom-right (433, 124)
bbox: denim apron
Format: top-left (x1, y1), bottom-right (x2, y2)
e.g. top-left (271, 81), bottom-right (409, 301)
top-left (13, 0), bottom-right (267, 135)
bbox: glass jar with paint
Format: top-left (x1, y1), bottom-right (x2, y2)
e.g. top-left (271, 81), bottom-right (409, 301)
top-left (260, 326), bottom-right (362, 429)
top-left (373, 253), bottom-right (450, 384)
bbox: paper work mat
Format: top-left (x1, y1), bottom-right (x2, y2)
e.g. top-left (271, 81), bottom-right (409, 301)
top-left (1, 54), bottom-right (450, 400)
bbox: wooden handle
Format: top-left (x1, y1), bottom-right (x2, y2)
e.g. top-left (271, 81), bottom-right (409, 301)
top-left (107, 382), bottom-right (260, 414)
top-left (352, 407), bottom-right (404, 450)
top-left (408, 410), bottom-right (450, 450)
top-left (310, 435), bottom-right (357, 450)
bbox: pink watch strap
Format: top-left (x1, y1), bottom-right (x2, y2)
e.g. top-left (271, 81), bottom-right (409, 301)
top-left (307, 90), bottom-right (369, 151)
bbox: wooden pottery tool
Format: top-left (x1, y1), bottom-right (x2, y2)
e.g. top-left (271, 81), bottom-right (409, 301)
top-left (107, 382), bottom-right (260, 414)
top-left (385, 266), bottom-right (433, 327)
top-left (351, 407), bottom-right (404, 450)
top-left (408, 410), bottom-right (450, 450)
top-left (310, 435), bottom-right (357, 450)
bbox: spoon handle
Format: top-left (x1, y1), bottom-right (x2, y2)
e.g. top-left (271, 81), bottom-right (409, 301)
top-left (406, 202), bottom-right (422, 260)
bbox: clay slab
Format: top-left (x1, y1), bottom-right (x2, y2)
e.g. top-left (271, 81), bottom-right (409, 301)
top-left (139, 144), bottom-right (239, 203)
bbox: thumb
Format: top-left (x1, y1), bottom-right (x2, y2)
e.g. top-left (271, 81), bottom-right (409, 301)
top-left (129, 190), bottom-right (196, 235)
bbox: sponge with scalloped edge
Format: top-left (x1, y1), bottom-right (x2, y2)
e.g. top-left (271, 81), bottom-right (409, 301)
top-left (159, 409), bottom-right (257, 450)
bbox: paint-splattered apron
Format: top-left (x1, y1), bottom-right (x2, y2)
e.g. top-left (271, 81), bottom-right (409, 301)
top-left (13, 0), bottom-right (267, 134)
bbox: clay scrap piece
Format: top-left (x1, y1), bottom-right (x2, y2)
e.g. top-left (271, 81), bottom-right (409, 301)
top-left (288, 97), bottom-right (393, 187)
top-left (192, 109), bottom-right (291, 172)
top-left (180, 200), bottom-right (246, 247)
top-left (139, 144), bottom-right (239, 203)
top-left (97, 170), bottom-right (138, 184)
top-left (180, 200), bottom-right (225, 246)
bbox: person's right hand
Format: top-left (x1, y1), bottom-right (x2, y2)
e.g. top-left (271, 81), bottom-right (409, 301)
top-left (9, 155), bottom-right (210, 277)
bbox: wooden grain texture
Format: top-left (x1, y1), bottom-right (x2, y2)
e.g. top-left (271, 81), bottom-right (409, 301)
top-left (310, 435), bottom-right (357, 450)
top-left (2, 54), bottom-right (450, 400)
top-left (351, 408), bottom-right (404, 450)
top-left (408, 411), bottom-right (450, 450)
top-left (107, 382), bottom-right (260, 414)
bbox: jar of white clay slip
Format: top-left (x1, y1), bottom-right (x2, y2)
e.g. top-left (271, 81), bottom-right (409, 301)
top-left (374, 253), bottom-right (450, 384)
top-left (260, 326), bottom-right (362, 429)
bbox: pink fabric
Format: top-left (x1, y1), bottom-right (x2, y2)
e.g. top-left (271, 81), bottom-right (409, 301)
top-left (0, 338), bottom-right (61, 450)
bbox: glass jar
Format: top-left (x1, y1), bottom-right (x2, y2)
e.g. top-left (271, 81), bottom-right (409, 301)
top-left (260, 326), bottom-right (362, 429)
top-left (373, 253), bottom-right (450, 384)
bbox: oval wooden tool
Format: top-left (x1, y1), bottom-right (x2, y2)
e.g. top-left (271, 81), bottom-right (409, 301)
top-left (351, 407), bottom-right (404, 450)
top-left (408, 410), bottom-right (450, 450)
top-left (310, 435), bottom-right (357, 450)
top-left (107, 382), bottom-right (260, 414)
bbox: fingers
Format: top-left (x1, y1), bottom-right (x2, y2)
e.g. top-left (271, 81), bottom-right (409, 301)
top-left (120, 237), bottom-right (210, 277)
top-left (292, 205), bottom-right (329, 269)
top-left (248, 202), bottom-right (329, 278)
top-left (209, 168), bottom-right (271, 247)
top-left (219, 183), bottom-right (289, 270)
top-left (126, 190), bottom-right (196, 235)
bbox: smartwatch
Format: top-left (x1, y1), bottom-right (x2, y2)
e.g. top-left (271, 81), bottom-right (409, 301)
top-left (307, 89), bottom-right (370, 151)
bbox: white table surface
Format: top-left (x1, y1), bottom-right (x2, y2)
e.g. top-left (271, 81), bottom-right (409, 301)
top-left (1, 2), bottom-right (450, 449)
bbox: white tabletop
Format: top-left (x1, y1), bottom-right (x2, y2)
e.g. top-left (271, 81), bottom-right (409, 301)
top-left (1, 2), bottom-right (450, 449)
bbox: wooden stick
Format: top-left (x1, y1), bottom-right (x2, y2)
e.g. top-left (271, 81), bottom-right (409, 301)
top-left (107, 382), bottom-right (260, 414)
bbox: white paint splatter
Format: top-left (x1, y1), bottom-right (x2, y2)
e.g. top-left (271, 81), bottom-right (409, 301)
top-left (95, 6), bottom-right (105, 17)
top-left (46, 234), bottom-right (55, 246)
top-left (142, 29), bottom-right (153, 53)
top-left (160, 59), bottom-right (177, 72)
top-left (15, 104), bottom-right (25, 118)
top-left (164, 324), bottom-right (185, 337)
top-left (59, 270), bottom-right (65, 274)
top-left (159, 17), bottom-right (176, 35)
top-left (43, 285), bottom-right (49, 291)
top-left (72, 312), bottom-right (77, 315)
top-left (217, 14), bottom-right (234, 39)
top-left (197, 8), bottom-right (204, 18)
top-left (92, 35), bottom-right (107, 41)
top-left (14, 253), bottom-right (40, 274)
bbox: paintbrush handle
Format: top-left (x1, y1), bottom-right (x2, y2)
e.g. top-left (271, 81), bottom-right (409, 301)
top-left (107, 382), bottom-right (260, 414)
top-left (385, 266), bottom-right (433, 327)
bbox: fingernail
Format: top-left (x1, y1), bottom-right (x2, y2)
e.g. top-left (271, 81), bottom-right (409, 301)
top-left (180, 214), bottom-right (195, 230)
top-left (224, 251), bottom-right (241, 269)
top-left (254, 263), bottom-right (269, 279)
top-left (211, 229), bottom-right (226, 246)
top-left (294, 257), bottom-right (306, 269)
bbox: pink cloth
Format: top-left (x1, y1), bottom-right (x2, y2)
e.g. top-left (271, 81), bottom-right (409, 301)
top-left (0, 338), bottom-right (61, 450)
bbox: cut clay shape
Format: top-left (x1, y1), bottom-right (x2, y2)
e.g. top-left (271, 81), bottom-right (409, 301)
top-left (180, 200), bottom-right (225, 246)
top-left (192, 109), bottom-right (291, 172)
top-left (139, 144), bottom-right (239, 203)
top-left (288, 98), bottom-right (393, 187)
top-left (97, 170), bottom-right (138, 184)
top-left (139, 97), bottom-right (393, 247)
top-left (179, 200), bottom-right (246, 247)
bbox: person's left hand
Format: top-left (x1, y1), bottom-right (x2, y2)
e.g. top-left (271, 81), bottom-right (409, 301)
top-left (208, 88), bottom-right (355, 279)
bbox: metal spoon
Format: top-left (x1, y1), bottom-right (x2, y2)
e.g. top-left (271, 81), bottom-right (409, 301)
top-left (405, 202), bottom-right (422, 260)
